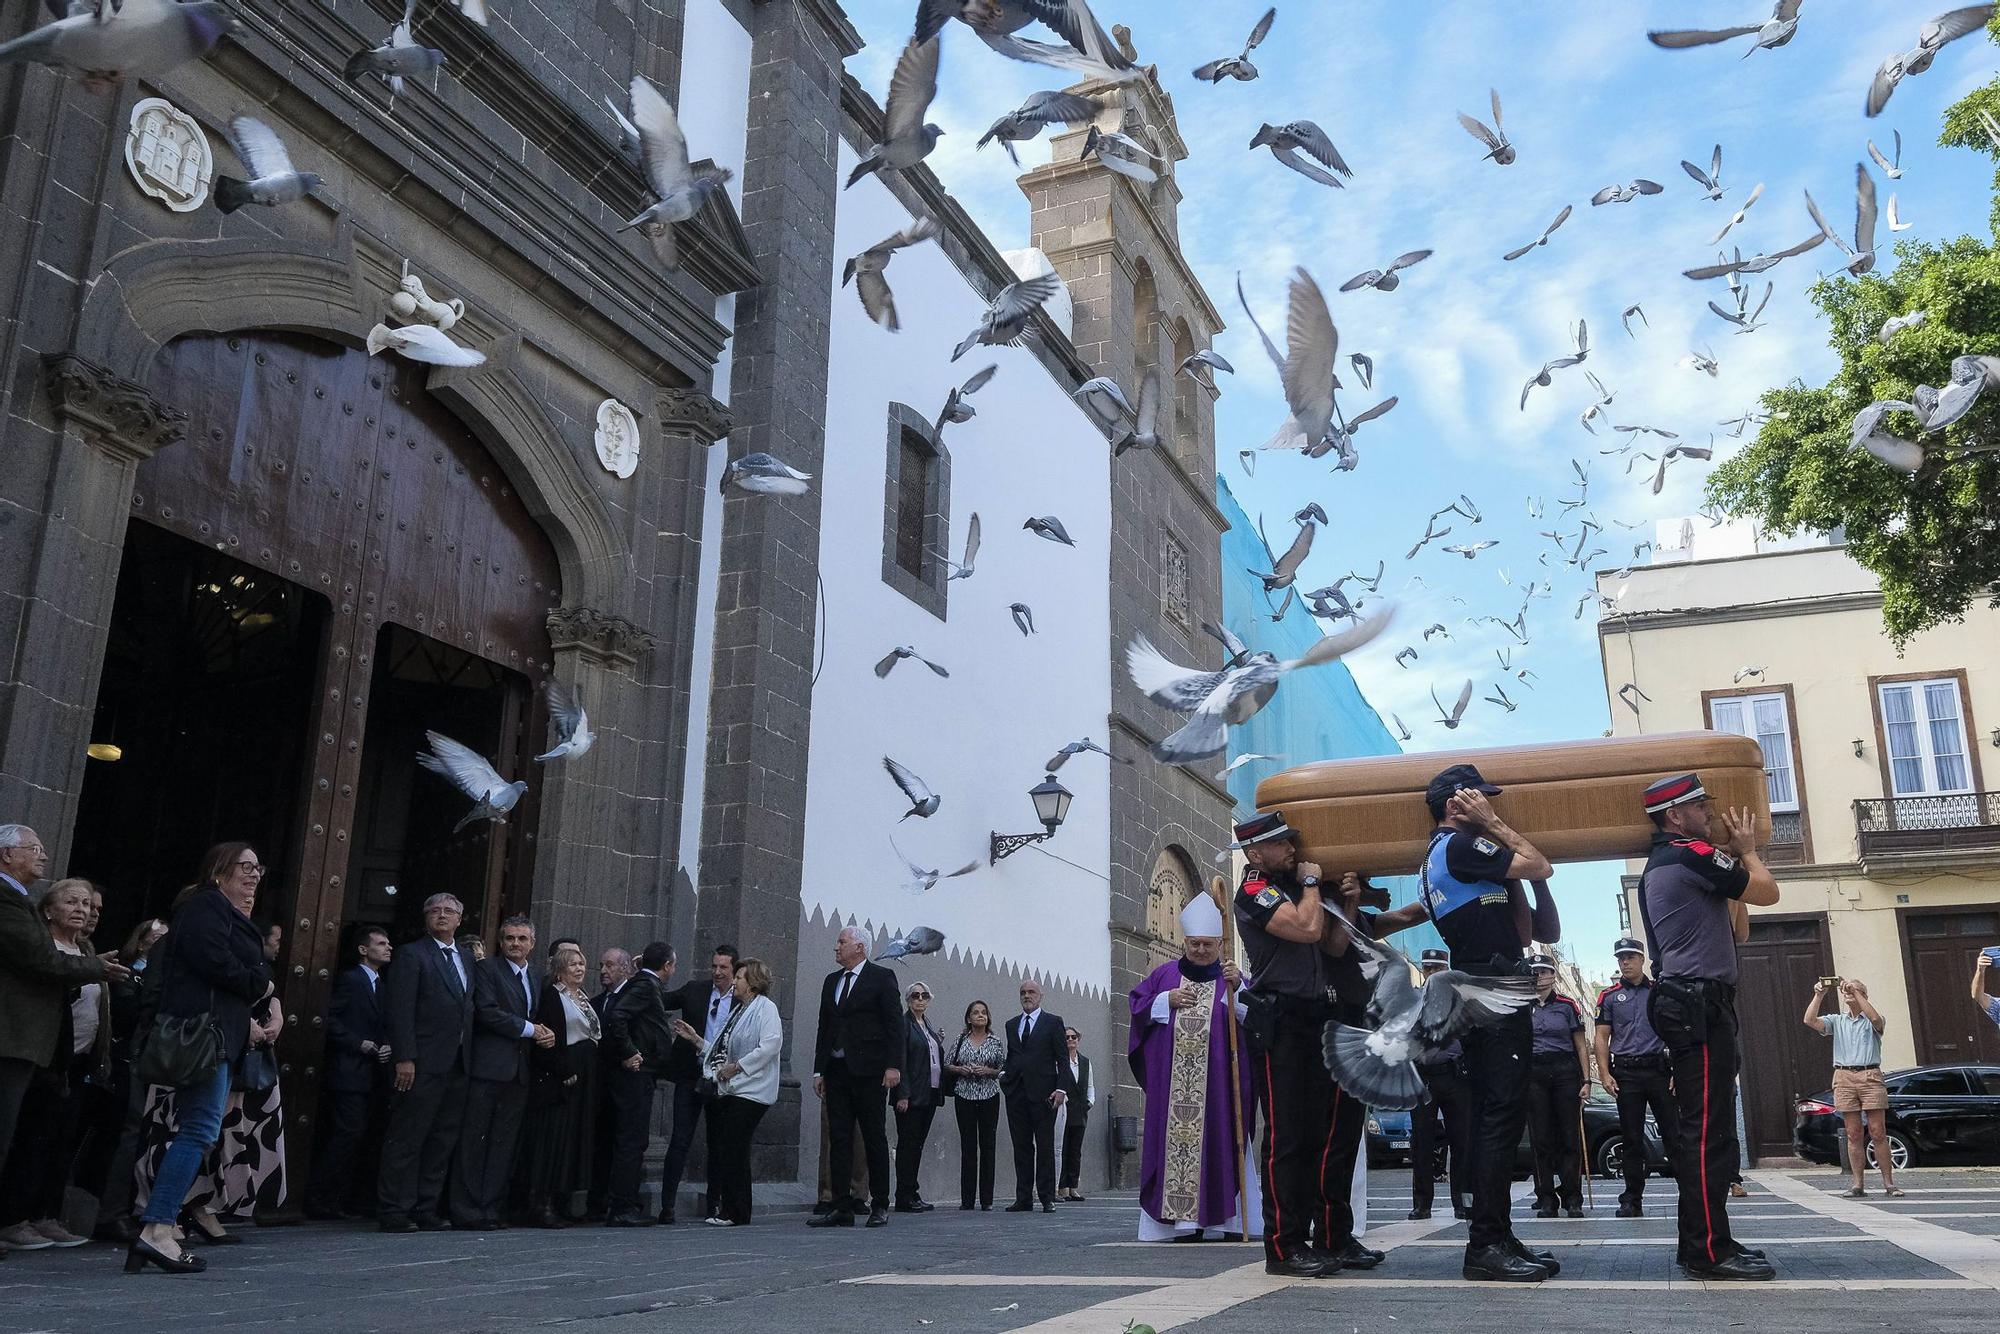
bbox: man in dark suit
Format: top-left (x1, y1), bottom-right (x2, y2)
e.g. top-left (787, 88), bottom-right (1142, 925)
top-left (376, 893), bottom-right (476, 1232)
top-left (585, 946), bottom-right (634, 1218)
top-left (452, 915), bottom-right (553, 1228)
top-left (808, 926), bottom-right (902, 1229)
top-left (1001, 978), bottom-right (1075, 1212)
top-left (658, 944), bottom-right (738, 1223)
top-left (305, 925), bottom-right (393, 1219)
top-left (601, 941), bottom-right (675, 1226)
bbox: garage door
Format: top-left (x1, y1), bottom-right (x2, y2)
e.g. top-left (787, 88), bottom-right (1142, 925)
top-left (1737, 915), bottom-right (1835, 1162)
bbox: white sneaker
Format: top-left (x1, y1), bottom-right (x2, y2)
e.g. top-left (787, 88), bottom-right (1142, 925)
top-left (31, 1220), bottom-right (87, 1248)
top-left (704, 1216), bottom-right (735, 1227)
top-left (0, 1222), bottom-right (54, 1250)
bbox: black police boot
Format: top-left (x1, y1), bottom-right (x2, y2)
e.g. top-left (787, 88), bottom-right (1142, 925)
top-left (1333, 1240), bottom-right (1384, 1269)
top-left (1462, 1243), bottom-right (1548, 1282)
top-left (1615, 1202), bottom-right (1641, 1218)
top-left (1265, 1251), bottom-right (1327, 1279)
top-left (1505, 1235), bottom-right (1560, 1275)
top-left (1681, 1253), bottom-right (1776, 1281)
top-left (1407, 1207), bottom-right (1431, 1220)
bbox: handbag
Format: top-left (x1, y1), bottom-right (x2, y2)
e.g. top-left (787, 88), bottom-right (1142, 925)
top-left (234, 1043), bottom-right (279, 1092)
top-left (133, 933), bottom-right (225, 1089)
top-left (701, 1000), bottom-right (750, 1097)
top-left (938, 1031), bottom-right (962, 1100)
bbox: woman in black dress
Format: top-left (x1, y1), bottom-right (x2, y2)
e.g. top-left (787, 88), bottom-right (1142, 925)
top-left (520, 943), bottom-right (600, 1226)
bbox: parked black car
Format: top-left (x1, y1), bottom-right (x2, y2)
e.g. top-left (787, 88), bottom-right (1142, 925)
top-left (1367, 1094), bottom-right (1671, 1180)
top-left (1795, 1064), bottom-right (2000, 1170)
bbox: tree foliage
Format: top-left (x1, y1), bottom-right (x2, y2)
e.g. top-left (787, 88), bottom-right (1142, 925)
top-left (1706, 20), bottom-right (2000, 645)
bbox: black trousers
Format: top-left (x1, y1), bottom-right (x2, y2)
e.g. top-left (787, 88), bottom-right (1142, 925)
top-left (1253, 1000), bottom-right (1331, 1263)
top-left (1657, 986), bottom-right (1742, 1265)
top-left (660, 1079), bottom-right (718, 1217)
top-left (0, 1062), bottom-right (79, 1224)
top-left (1611, 1060), bottom-right (1679, 1205)
top-left (1526, 1053), bottom-right (1583, 1210)
top-left (1318, 1070), bottom-right (1366, 1249)
top-left (452, 1075), bottom-right (529, 1223)
top-left (1412, 1060), bottom-right (1471, 1214)
top-left (603, 1067), bottom-right (657, 1216)
top-left (378, 1065), bottom-right (467, 1221)
top-left (587, 1061), bottom-right (619, 1214)
top-left (894, 1101), bottom-right (936, 1205)
top-left (0, 1056), bottom-right (35, 1192)
top-left (709, 1096), bottom-right (768, 1224)
top-left (308, 1088), bottom-right (375, 1212)
top-left (955, 1096), bottom-right (998, 1206)
top-left (824, 1063), bottom-right (890, 1212)
top-left (1004, 1093), bottom-right (1058, 1205)
top-left (1059, 1108), bottom-right (1088, 1190)
top-left (1461, 1004), bottom-right (1531, 1250)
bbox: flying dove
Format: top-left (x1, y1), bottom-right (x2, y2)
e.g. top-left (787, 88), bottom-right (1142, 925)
top-left (1456, 87), bottom-right (1514, 164)
top-left (1193, 6), bottom-right (1275, 82)
top-left (883, 756), bottom-right (941, 820)
top-left (843, 217), bottom-right (941, 331)
top-left (417, 731), bottom-right (528, 834)
top-left (214, 116), bottom-right (322, 214)
top-left (1010, 602), bottom-right (1035, 636)
top-left (1649, 1), bottom-right (1803, 55)
top-left (873, 646), bottom-right (950, 680)
top-left (721, 453), bottom-right (812, 496)
top-left (1024, 515), bottom-right (1075, 546)
top-left (1868, 8), bottom-right (1993, 116)
top-left (1045, 737), bottom-right (1129, 770)
top-left (366, 322), bottom-right (485, 368)
top-left (848, 36), bottom-right (944, 187)
top-left (1249, 120), bottom-right (1353, 189)
top-left (534, 679), bottom-right (596, 762)
top-left (617, 77), bottom-right (733, 269)
top-left (977, 89), bottom-right (1102, 165)
top-left (877, 923), bottom-right (951, 956)
top-left (953, 271), bottom-right (1064, 360)
top-left (892, 836), bottom-right (976, 894)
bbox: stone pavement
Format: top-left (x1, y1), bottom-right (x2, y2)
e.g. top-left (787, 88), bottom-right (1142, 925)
top-left (5, 1167), bottom-right (1998, 1334)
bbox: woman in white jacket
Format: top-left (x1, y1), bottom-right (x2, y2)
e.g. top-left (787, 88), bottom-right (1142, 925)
top-left (671, 957), bottom-right (783, 1226)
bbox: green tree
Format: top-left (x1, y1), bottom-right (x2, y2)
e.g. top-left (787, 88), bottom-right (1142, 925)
top-left (1706, 21), bottom-right (2000, 645)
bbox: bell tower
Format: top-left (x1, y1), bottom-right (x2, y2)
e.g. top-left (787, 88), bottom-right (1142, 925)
top-left (1018, 30), bottom-right (1233, 1186)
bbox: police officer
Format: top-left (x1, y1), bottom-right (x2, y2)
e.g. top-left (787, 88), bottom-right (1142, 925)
top-left (1594, 937), bottom-right (1678, 1218)
top-left (1408, 948), bottom-right (1470, 1222)
top-left (1232, 811), bottom-right (1381, 1279)
top-left (1369, 763), bottom-right (1561, 1283)
top-left (1636, 773), bottom-right (1780, 1281)
top-left (1524, 953), bottom-right (1588, 1218)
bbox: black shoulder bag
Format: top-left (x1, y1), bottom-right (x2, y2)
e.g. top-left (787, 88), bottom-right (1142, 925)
top-left (134, 930), bottom-right (225, 1089)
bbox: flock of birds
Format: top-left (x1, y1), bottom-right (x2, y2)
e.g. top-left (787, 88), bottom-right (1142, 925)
top-left (4, 0), bottom-right (1996, 920)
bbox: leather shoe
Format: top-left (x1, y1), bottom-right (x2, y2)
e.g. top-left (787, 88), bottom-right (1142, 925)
top-left (1042, 1202), bottom-right (1055, 1213)
top-left (1534, 1205), bottom-right (1556, 1218)
top-left (1463, 1243), bottom-right (1548, 1282)
top-left (1332, 1241), bottom-right (1383, 1270)
top-left (866, 1208), bottom-right (890, 1228)
top-left (1681, 1253), bottom-right (1776, 1281)
top-left (1264, 1253), bottom-right (1326, 1279)
top-left (378, 1216), bottom-right (418, 1234)
top-left (894, 1203), bottom-right (922, 1213)
top-left (1738, 1246), bottom-right (1768, 1260)
top-left (528, 1209), bottom-right (566, 1230)
top-left (657, 1210), bottom-right (676, 1225)
top-left (810, 1201), bottom-right (835, 1217)
top-left (914, 1201), bottom-right (935, 1212)
top-left (412, 1213), bottom-right (450, 1232)
top-left (1453, 1207), bottom-right (1471, 1220)
top-left (1004, 1201), bottom-right (1035, 1212)
top-left (605, 1212), bottom-right (654, 1227)
top-left (1615, 1203), bottom-right (1641, 1218)
top-left (806, 1211), bottom-right (854, 1228)
top-left (1407, 1207), bottom-right (1431, 1220)
top-left (1506, 1237), bottom-right (1559, 1275)
top-left (1565, 1206), bottom-right (1583, 1219)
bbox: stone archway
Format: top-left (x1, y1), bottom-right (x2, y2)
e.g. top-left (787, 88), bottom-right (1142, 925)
top-left (1145, 844), bottom-right (1200, 972)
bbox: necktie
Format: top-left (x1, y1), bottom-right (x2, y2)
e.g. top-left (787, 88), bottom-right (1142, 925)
top-left (444, 944), bottom-right (461, 987)
top-left (520, 967), bottom-right (533, 1013)
top-left (836, 971), bottom-right (854, 1008)
top-left (1022, 1012), bottom-right (1033, 1042)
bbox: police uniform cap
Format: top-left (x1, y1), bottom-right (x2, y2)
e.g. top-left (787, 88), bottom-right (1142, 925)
top-left (1418, 948), bottom-right (1450, 969)
top-left (1642, 772), bottom-right (1706, 814)
top-left (1527, 951), bottom-right (1557, 971)
top-left (1425, 762), bottom-right (1502, 812)
top-left (1612, 937), bottom-right (1646, 957)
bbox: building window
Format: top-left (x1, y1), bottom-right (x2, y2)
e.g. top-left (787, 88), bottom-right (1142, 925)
top-left (1160, 531), bottom-right (1190, 632)
top-left (1705, 684), bottom-right (1808, 863)
top-left (1876, 676), bottom-right (1973, 796)
top-left (880, 403), bottom-right (950, 620)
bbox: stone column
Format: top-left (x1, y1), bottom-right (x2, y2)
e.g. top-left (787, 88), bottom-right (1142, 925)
top-left (696, 0), bottom-right (860, 1189)
top-left (0, 353), bottom-right (186, 845)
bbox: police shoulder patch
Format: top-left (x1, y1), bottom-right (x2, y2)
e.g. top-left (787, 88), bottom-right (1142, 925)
top-left (1712, 850), bottom-right (1737, 870)
top-left (1253, 885), bottom-right (1282, 908)
top-left (1472, 836), bottom-right (1499, 855)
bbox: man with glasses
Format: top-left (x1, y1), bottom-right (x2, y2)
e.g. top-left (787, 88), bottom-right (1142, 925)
top-left (999, 978), bottom-right (1074, 1213)
top-left (658, 945), bottom-right (739, 1223)
top-left (377, 893), bottom-right (476, 1231)
top-left (0, 824), bottom-right (126, 1253)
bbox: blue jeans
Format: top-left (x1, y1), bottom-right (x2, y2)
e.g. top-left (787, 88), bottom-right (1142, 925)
top-left (140, 1064), bottom-right (232, 1225)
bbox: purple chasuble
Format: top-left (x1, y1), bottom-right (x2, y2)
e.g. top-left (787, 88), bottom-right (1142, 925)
top-left (1127, 957), bottom-right (1257, 1228)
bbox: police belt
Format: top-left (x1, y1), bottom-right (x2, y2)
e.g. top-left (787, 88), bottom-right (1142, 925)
top-left (1612, 1053), bottom-right (1671, 1071)
top-left (1661, 975), bottom-right (1735, 1005)
top-left (1269, 991), bottom-right (1336, 1022)
top-left (1531, 1050), bottom-right (1579, 1064)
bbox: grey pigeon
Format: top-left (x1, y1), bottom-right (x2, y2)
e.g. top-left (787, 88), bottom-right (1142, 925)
top-left (843, 217), bottom-right (940, 331)
top-left (1238, 269), bottom-right (1337, 451)
top-left (1073, 376), bottom-right (1134, 438)
top-left (534, 679), bottom-right (596, 762)
top-left (1394, 647), bottom-right (1417, 668)
top-left (214, 116), bottom-right (322, 214)
top-left (1868, 7), bottom-right (1994, 115)
top-left (1680, 143), bottom-right (1724, 201)
top-left (1339, 250), bottom-right (1433, 292)
top-left (1349, 352), bottom-right (1374, 388)
top-left (1045, 737), bottom-right (1128, 770)
top-left (1249, 120), bottom-right (1352, 189)
top-left (1248, 511), bottom-right (1318, 593)
top-left (1590, 178), bottom-right (1663, 206)
top-left (1709, 180), bottom-right (1765, 244)
top-left (933, 364), bottom-right (999, 437)
top-left (1178, 348), bottom-right (1234, 381)
top-left (1318, 903), bottom-right (1536, 1107)
top-left (874, 646), bottom-right (950, 679)
top-left (1193, 6), bottom-right (1275, 81)
top-left (1617, 682), bottom-right (1652, 714)
top-left (1010, 601), bottom-right (1034, 635)
top-left (417, 731), bottom-right (528, 834)
top-left (1024, 515), bottom-right (1075, 546)
top-left (1456, 87), bottom-right (1514, 164)
top-left (1622, 304), bottom-right (1648, 337)
top-left (978, 89), bottom-right (1102, 165)
top-left (941, 512), bottom-right (981, 581)
top-left (1649, 0), bottom-right (1804, 55)
top-left (1405, 513), bottom-right (1452, 559)
top-left (1114, 369), bottom-right (1161, 456)
top-left (1127, 606), bottom-right (1394, 762)
top-left (1390, 713), bottom-right (1411, 741)
top-left (1868, 131), bottom-right (1904, 179)
top-left (1216, 752), bottom-right (1283, 779)
top-left (1709, 282), bottom-right (1774, 333)
top-left (883, 756), bottom-right (941, 820)
top-left (878, 924), bottom-right (950, 957)
top-left (1804, 164), bottom-right (1878, 276)
top-left (892, 837), bottom-right (976, 894)
top-left (0, 0), bottom-right (235, 89)
top-left (721, 453), bottom-right (812, 496)
top-left (343, 0), bottom-right (444, 99)
top-left (1080, 124), bottom-right (1163, 183)
top-left (916, 0), bottom-right (1139, 83)
top-left (848, 36), bottom-right (944, 188)
top-left (1202, 622), bottom-right (1252, 669)
top-left (1443, 539), bottom-right (1497, 559)
top-left (1502, 205), bottom-right (1572, 262)
top-left (618, 77), bottom-right (733, 269)
top-left (1484, 682), bottom-right (1517, 713)
top-left (1431, 679), bottom-right (1473, 729)
top-left (953, 271), bottom-right (1063, 360)
top-left (1734, 666), bottom-right (1766, 683)
top-left (1682, 232), bottom-right (1825, 280)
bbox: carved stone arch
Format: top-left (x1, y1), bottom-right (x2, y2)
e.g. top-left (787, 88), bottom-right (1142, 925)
top-left (1145, 842), bottom-right (1202, 972)
top-left (68, 238), bottom-right (630, 613)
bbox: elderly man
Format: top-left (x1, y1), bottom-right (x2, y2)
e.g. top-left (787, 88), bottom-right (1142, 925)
top-left (0, 824), bottom-right (123, 1249)
top-left (603, 942), bottom-right (676, 1226)
top-left (1804, 977), bottom-right (1899, 1198)
top-left (377, 893), bottom-right (476, 1232)
top-left (453, 915), bottom-right (554, 1228)
top-left (1128, 892), bottom-right (1259, 1242)
top-left (809, 926), bottom-right (902, 1228)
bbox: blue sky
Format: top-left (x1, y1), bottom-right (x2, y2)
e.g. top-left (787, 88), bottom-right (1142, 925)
top-left (836, 1), bottom-right (1997, 966)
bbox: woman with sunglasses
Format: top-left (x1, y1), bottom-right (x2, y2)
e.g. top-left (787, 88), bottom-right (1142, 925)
top-left (893, 982), bottom-right (946, 1212)
top-left (1054, 1027), bottom-right (1095, 1201)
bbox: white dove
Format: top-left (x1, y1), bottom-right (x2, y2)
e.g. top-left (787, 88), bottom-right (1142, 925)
top-left (534, 680), bottom-right (596, 762)
top-left (417, 731), bottom-right (528, 833)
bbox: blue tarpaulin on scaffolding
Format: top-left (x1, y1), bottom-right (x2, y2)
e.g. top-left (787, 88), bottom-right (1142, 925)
top-left (1217, 475), bottom-right (1442, 954)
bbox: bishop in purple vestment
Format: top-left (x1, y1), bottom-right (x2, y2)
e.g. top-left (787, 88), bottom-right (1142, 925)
top-left (1127, 894), bottom-right (1262, 1240)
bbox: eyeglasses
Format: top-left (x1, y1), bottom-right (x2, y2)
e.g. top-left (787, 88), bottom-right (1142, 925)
top-left (9, 843), bottom-right (45, 855)
top-left (908, 990), bottom-right (930, 999)
top-left (234, 861), bottom-right (266, 875)
top-left (1065, 1033), bottom-right (1079, 1041)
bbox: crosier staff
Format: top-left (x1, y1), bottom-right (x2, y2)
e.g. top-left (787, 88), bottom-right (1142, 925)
top-left (1210, 874), bottom-right (1249, 1231)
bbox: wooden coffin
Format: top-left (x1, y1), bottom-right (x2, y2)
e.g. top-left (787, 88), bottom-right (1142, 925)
top-left (1252, 731), bottom-right (1772, 876)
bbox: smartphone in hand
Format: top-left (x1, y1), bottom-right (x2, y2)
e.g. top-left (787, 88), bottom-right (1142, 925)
top-left (1982, 946), bottom-right (2000, 965)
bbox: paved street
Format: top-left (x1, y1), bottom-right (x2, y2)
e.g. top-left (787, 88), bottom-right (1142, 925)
top-left (7, 1167), bottom-right (1998, 1334)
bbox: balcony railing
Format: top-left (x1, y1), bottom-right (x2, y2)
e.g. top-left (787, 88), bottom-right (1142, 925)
top-left (1854, 791), bottom-right (2000, 862)
top-left (1764, 810), bottom-right (1805, 866)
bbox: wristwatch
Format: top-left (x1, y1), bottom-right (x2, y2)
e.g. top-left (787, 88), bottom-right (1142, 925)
top-left (1300, 875), bottom-right (1320, 888)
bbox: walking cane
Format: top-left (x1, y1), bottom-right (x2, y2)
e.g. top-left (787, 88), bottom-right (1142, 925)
top-left (1577, 1095), bottom-right (1595, 1211)
top-left (1211, 875), bottom-right (1250, 1231)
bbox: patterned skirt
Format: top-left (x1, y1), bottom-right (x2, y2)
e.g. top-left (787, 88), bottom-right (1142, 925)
top-left (134, 1079), bottom-right (288, 1219)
